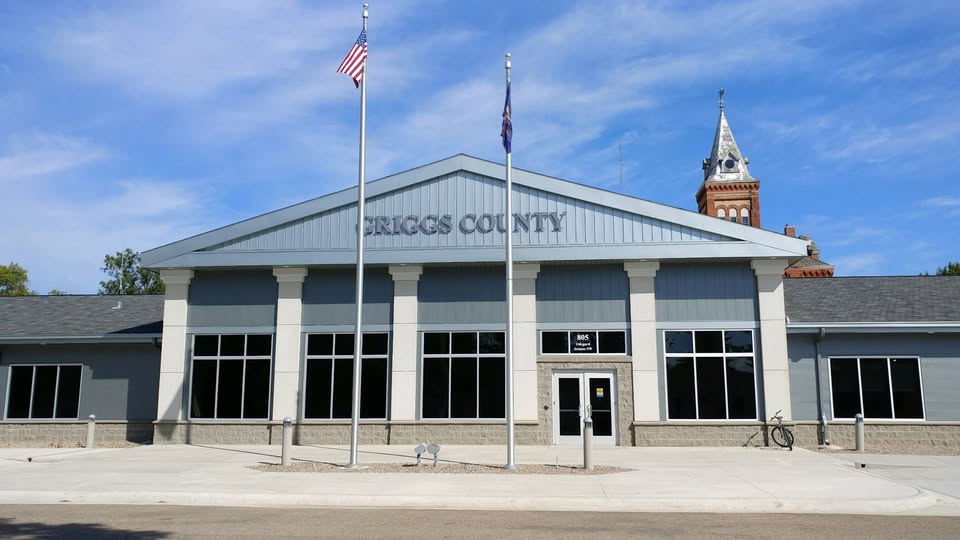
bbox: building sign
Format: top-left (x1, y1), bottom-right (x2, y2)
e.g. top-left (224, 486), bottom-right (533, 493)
top-left (570, 332), bottom-right (596, 354)
top-left (362, 212), bottom-right (566, 236)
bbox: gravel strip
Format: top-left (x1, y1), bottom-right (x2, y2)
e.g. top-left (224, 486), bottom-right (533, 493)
top-left (1, 441), bottom-right (143, 449)
top-left (253, 462), bottom-right (631, 474)
top-left (810, 445), bottom-right (960, 456)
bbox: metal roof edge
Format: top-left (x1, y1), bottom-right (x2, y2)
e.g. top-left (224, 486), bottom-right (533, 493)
top-left (0, 334), bottom-right (162, 345)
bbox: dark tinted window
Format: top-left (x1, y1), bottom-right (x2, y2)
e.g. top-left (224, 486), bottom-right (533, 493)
top-left (216, 360), bottom-right (244, 418)
top-left (478, 357), bottom-right (505, 418)
top-left (422, 358), bottom-right (449, 418)
top-left (450, 357), bottom-right (477, 418)
top-left (569, 332), bottom-right (597, 354)
top-left (362, 333), bottom-right (389, 356)
top-left (479, 332), bottom-right (505, 354)
top-left (599, 331), bottom-right (626, 354)
top-left (55, 365), bottom-right (82, 419)
top-left (891, 358), bottom-right (923, 419)
top-left (332, 358), bottom-right (353, 418)
top-left (696, 359), bottom-right (726, 419)
top-left (304, 358), bottom-right (332, 418)
top-left (860, 358), bottom-right (892, 418)
top-left (666, 357), bottom-right (696, 419)
top-left (307, 334), bottom-right (333, 356)
top-left (695, 331), bottom-right (723, 353)
top-left (243, 359), bottom-right (271, 419)
top-left (541, 332), bottom-right (568, 354)
top-left (334, 334), bottom-right (355, 357)
top-left (451, 332), bottom-right (477, 354)
top-left (7, 366), bottom-right (34, 419)
top-left (726, 358), bottom-right (756, 419)
top-left (724, 331), bottom-right (753, 353)
top-left (31, 366), bottom-right (58, 418)
top-left (246, 335), bottom-right (272, 357)
top-left (360, 357), bottom-right (388, 418)
top-left (665, 332), bottom-right (693, 354)
top-left (423, 333), bottom-right (449, 355)
top-left (830, 358), bottom-right (860, 418)
top-left (190, 360), bottom-right (217, 418)
top-left (220, 335), bottom-right (245, 357)
top-left (193, 335), bottom-right (219, 357)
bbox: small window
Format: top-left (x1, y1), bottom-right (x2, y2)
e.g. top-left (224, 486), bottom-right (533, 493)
top-left (717, 208), bottom-right (727, 220)
top-left (829, 357), bottom-right (924, 420)
top-left (740, 208), bottom-right (750, 226)
top-left (540, 330), bottom-right (628, 355)
top-left (5, 365), bottom-right (82, 419)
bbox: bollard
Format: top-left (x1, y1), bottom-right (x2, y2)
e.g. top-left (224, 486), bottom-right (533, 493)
top-left (820, 413), bottom-right (831, 446)
top-left (85, 414), bottom-right (96, 449)
top-left (855, 413), bottom-right (864, 453)
top-left (281, 417), bottom-right (293, 466)
top-left (583, 415), bottom-right (594, 472)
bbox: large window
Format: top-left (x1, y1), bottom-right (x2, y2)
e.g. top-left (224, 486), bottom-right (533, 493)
top-left (303, 333), bottom-right (389, 419)
top-left (664, 330), bottom-right (757, 420)
top-left (830, 357), bottom-right (924, 420)
top-left (190, 334), bottom-right (272, 419)
top-left (540, 330), bottom-right (627, 355)
top-left (421, 332), bottom-right (505, 419)
top-left (5, 365), bottom-right (82, 419)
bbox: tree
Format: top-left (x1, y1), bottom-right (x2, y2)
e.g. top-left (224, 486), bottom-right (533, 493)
top-left (0, 262), bottom-right (36, 296)
top-left (921, 261), bottom-right (960, 276)
top-left (48, 289), bottom-right (67, 295)
top-left (99, 249), bottom-right (165, 295)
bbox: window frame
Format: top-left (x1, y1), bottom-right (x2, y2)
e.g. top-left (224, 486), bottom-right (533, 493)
top-left (827, 356), bottom-right (925, 421)
top-left (420, 331), bottom-right (506, 420)
top-left (662, 329), bottom-right (758, 421)
top-left (538, 330), bottom-right (628, 356)
top-left (187, 334), bottom-right (274, 420)
top-left (302, 332), bottom-right (391, 420)
top-left (4, 363), bottom-right (84, 421)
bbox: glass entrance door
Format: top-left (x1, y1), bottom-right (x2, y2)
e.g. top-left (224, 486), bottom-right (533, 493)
top-left (552, 372), bottom-right (617, 446)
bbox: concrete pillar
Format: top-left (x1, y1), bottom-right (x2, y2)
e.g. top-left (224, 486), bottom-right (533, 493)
top-left (512, 263), bottom-right (540, 422)
top-left (155, 269), bottom-right (193, 421)
top-left (388, 265), bottom-right (423, 421)
top-left (752, 259), bottom-right (791, 420)
top-left (272, 267), bottom-right (308, 421)
top-left (624, 261), bottom-right (660, 421)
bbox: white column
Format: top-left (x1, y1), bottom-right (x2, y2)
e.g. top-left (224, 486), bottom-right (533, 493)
top-left (752, 259), bottom-right (792, 420)
top-left (388, 265), bottom-right (423, 421)
top-left (272, 267), bottom-right (308, 421)
top-left (156, 269), bottom-right (193, 422)
top-left (512, 263), bottom-right (540, 422)
top-left (624, 261), bottom-right (660, 421)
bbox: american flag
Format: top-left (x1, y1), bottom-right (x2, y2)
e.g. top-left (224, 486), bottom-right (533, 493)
top-left (337, 29), bottom-right (368, 88)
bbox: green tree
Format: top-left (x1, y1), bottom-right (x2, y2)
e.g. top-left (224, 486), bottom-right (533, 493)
top-left (48, 289), bottom-right (67, 295)
top-left (921, 261), bottom-right (960, 276)
top-left (99, 249), bottom-right (165, 295)
top-left (0, 262), bottom-right (36, 296)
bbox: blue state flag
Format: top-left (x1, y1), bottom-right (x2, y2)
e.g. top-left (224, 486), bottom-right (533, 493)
top-left (501, 83), bottom-right (512, 153)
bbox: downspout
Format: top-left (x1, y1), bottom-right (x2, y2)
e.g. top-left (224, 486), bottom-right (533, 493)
top-left (814, 327), bottom-right (829, 445)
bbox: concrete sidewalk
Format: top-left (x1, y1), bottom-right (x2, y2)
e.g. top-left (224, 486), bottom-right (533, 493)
top-left (1, 444), bottom-right (959, 515)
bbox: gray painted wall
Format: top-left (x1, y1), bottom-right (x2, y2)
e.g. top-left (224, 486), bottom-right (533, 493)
top-left (188, 270), bottom-right (278, 328)
top-left (655, 263), bottom-right (758, 322)
top-left (419, 266), bottom-right (506, 325)
top-left (0, 343), bottom-right (160, 421)
top-left (302, 268), bottom-right (393, 326)
top-left (207, 172), bottom-right (730, 253)
top-left (536, 264), bottom-right (628, 324)
top-left (788, 332), bottom-right (960, 421)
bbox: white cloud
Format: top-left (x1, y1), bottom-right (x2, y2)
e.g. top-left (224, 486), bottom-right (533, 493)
top-left (0, 134), bottom-right (105, 181)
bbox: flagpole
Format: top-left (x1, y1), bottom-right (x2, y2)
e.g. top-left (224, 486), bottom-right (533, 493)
top-left (504, 52), bottom-right (516, 470)
top-left (348, 2), bottom-right (369, 469)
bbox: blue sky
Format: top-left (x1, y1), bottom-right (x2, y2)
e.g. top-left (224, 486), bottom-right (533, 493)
top-left (1, 0), bottom-right (958, 294)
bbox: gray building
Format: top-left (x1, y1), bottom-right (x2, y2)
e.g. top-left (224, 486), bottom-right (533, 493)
top-left (3, 111), bottom-right (959, 450)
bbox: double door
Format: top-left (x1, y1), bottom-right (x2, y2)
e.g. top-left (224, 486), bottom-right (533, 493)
top-left (552, 371), bottom-right (617, 446)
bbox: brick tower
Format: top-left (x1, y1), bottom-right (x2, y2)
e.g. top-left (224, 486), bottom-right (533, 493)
top-left (696, 90), bottom-right (761, 228)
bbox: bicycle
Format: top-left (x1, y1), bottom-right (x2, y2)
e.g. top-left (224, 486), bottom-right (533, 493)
top-left (769, 409), bottom-right (794, 451)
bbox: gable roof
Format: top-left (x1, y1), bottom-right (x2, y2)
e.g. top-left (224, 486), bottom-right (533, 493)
top-left (142, 154), bottom-right (809, 269)
top-left (0, 295), bottom-right (164, 343)
top-left (784, 276), bottom-right (960, 329)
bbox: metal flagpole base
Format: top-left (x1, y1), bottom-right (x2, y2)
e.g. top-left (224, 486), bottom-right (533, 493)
top-left (503, 463), bottom-right (518, 471)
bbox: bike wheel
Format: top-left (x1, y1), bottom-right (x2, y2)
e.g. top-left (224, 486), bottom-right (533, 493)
top-left (771, 426), bottom-right (794, 449)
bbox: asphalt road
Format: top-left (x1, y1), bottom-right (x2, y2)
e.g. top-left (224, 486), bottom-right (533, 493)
top-left (1, 505), bottom-right (959, 539)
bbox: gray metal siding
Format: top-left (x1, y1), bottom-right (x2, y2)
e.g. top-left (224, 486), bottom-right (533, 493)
top-left (302, 268), bottom-right (393, 326)
top-left (787, 334), bottom-right (822, 421)
top-left (655, 263), bottom-right (758, 322)
top-left (536, 264), bottom-right (628, 324)
top-left (788, 332), bottom-right (960, 421)
top-left (418, 266), bottom-right (506, 325)
top-left (206, 172), bottom-right (730, 253)
top-left (187, 270), bottom-right (278, 328)
top-left (0, 344), bottom-right (160, 421)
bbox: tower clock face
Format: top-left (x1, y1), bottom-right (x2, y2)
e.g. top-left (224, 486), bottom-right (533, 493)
top-left (724, 159), bottom-right (736, 169)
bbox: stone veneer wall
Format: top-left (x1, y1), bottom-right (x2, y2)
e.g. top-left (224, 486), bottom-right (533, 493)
top-left (792, 421), bottom-right (960, 451)
top-left (0, 422), bottom-right (154, 446)
top-left (631, 423), bottom-right (767, 447)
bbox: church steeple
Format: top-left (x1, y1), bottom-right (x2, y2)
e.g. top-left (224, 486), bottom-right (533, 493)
top-left (696, 89), bottom-right (761, 228)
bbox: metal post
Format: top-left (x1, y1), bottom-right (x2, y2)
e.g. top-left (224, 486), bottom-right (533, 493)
top-left (583, 415), bottom-right (593, 472)
top-left (820, 413), bottom-right (831, 446)
top-left (855, 413), bottom-right (864, 453)
top-left (503, 52), bottom-right (516, 470)
top-left (282, 417), bottom-right (293, 466)
top-left (85, 414), bottom-right (96, 449)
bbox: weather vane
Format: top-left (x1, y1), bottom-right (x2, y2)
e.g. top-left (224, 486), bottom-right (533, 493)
top-left (719, 88), bottom-right (726, 111)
